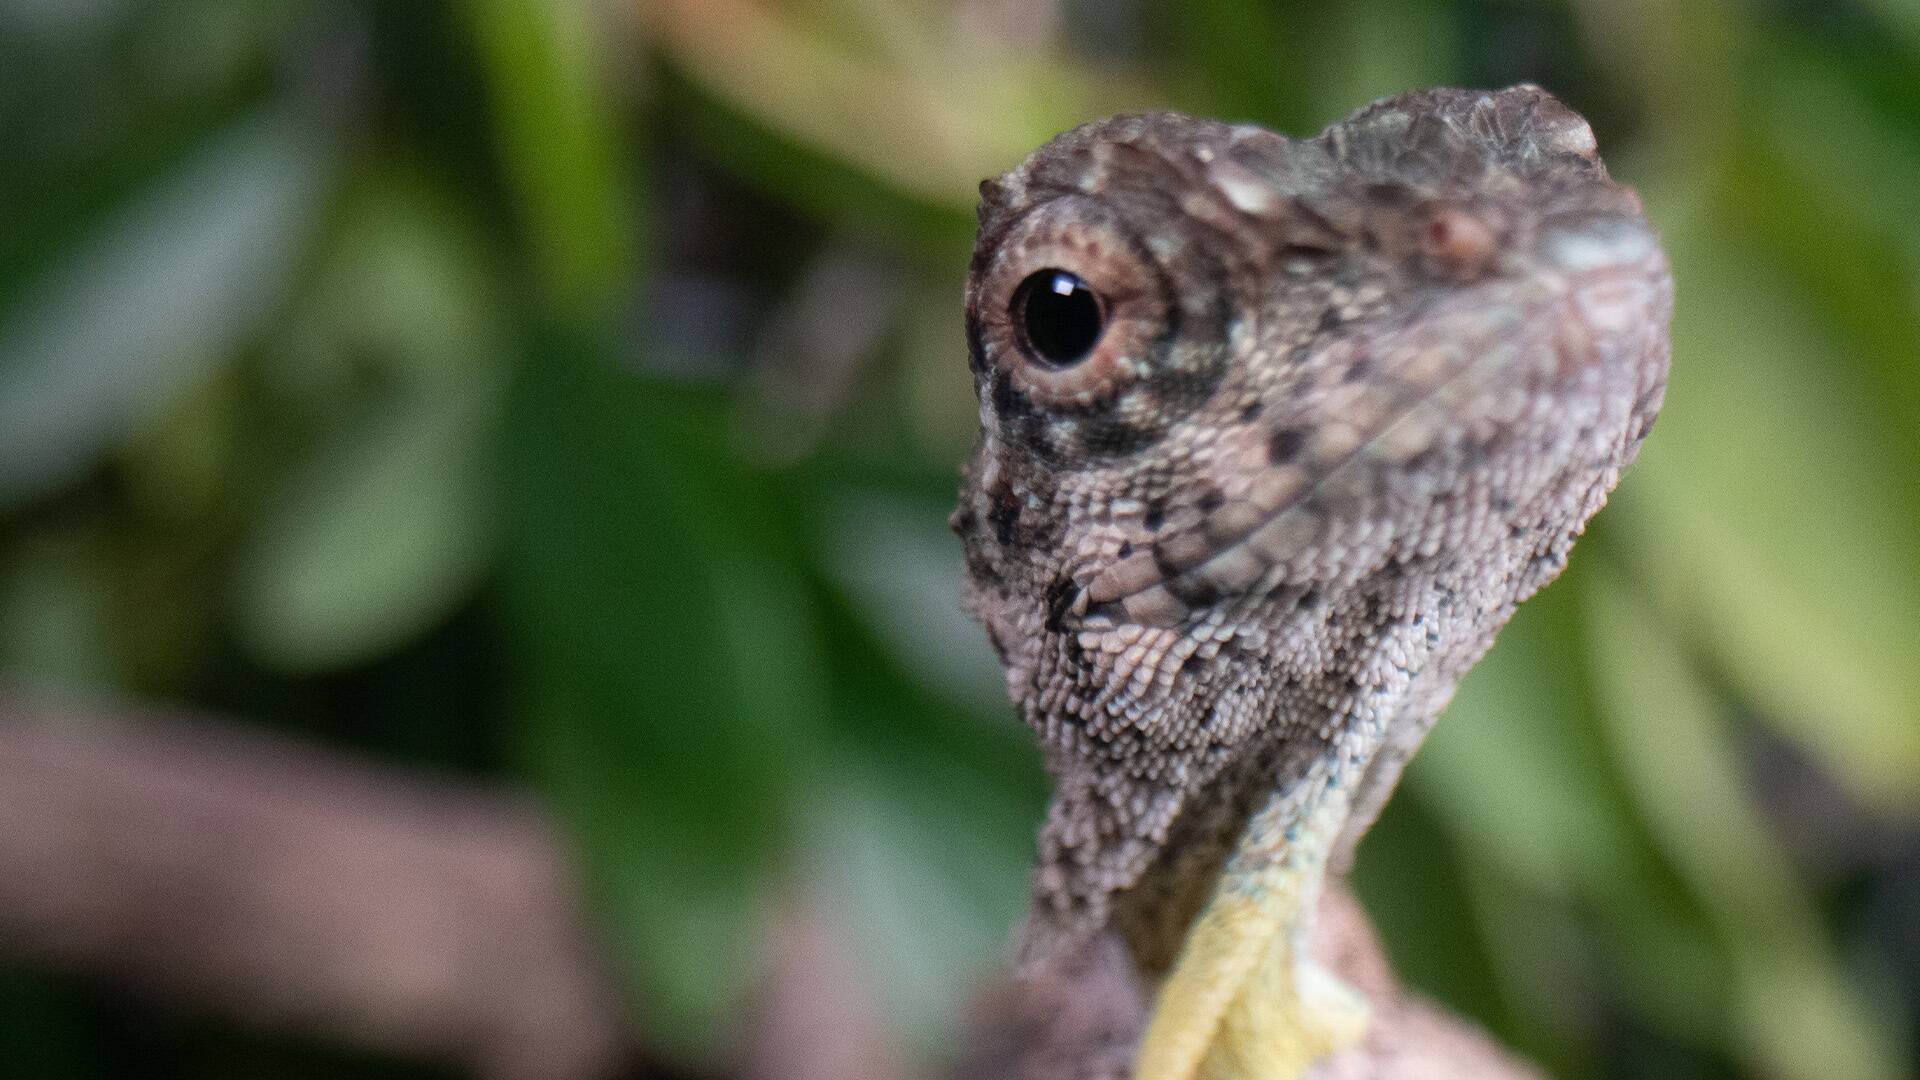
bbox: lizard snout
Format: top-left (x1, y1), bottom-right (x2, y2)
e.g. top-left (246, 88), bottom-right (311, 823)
top-left (1539, 215), bottom-right (1672, 377)
top-left (1541, 214), bottom-right (1659, 274)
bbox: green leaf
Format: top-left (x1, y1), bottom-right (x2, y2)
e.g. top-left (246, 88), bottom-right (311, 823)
top-left (659, 74), bottom-right (975, 262)
top-left (229, 177), bottom-right (510, 673)
top-left (1617, 185), bottom-right (1920, 808)
top-left (0, 534), bottom-right (119, 693)
top-left (0, 109), bottom-right (331, 507)
top-left (1586, 569), bottom-right (1908, 1080)
top-left (649, 0), bottom-right (1102, 212)
top-left (1407, 584), bottom-right (1642, 902)
top-left (815, 489), bottom-right (1006, 718)
top-left (499, 328), bottom-right (824, 1060)
top-left (1404, 563), bottom-right (1734, 1052)
top-left (803, 753), bottom-right (1034, 1057)
top-left (228, 385), bottom-right (497, 673)
top-left (1349, 789), bottom-right (1514, 1054)
top-left (465, 0), bottom-right (639, 312)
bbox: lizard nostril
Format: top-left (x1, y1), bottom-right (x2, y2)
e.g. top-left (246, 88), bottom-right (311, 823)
top-left (1419, 206), bottom-right (1499, 276)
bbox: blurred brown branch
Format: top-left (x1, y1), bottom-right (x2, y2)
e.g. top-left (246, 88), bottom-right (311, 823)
top-left (0, 696), bottom-right (634, 1080)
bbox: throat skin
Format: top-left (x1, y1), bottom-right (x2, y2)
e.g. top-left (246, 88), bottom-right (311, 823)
top-left (952, 85), bottom-right (1673, 1080)
top-left (1137, 773), bottom-right (1366, 1080)
top-left (1023, 534), bottom-right (1547, 984)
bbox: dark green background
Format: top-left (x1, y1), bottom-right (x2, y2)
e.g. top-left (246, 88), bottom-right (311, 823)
top-left (2, 1), bottom-right (1917, 1077)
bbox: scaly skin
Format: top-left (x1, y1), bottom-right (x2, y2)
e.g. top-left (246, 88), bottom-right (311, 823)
top-left (952, 86), bottom-right (1671, 1080)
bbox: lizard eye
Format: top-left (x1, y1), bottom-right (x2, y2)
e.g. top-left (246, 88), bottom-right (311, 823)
top-left (1013, 269), bottom-right (1105, 368)
top-left (968, 193), bottom-right (1229, 427)
top-left (971, 203), bottom-right (1162, 410)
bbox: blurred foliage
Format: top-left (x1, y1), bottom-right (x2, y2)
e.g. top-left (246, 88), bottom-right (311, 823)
top-left (2, 1), bottom-right (1917, 1078)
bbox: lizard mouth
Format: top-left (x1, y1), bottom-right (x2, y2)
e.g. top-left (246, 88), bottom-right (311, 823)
top-left (1068, 215), bottom-right (1669, 631)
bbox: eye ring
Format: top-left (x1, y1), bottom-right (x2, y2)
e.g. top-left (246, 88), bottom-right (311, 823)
top-left (968, 195), bottom-right (1179, 412)
top-left (1012, 269), bottom-right (1105, 368)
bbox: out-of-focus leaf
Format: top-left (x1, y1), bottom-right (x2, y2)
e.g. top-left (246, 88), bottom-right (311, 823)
top-left (131, 0), bottom-right (286, 104)
top-left (1567, 0), bottom-right (1741, 163)
top-left (1618, 187), bottom-right (1920, 808)
top-left (793, 560), bottom-right (1045, 1058)
top-left (465, 0), bottom-right (638, 311)
top-left (305, 174), bottom-right (514, 384)
top-left (1161, 0), bottom-right (1301, 129)
top-left (0, 0), bottom-right (120, 43)
top-left (896, 268), bottom-right (981, 459)
top-left (1307, 0), bottom-right (1457, 127)
top-left (501, 329), bottom-right (823, 1061)
top-left (1755, 65), bottom-right (1920, 265)
top-left (805, 753), bottom-right (1034, 1056)
top-left (118, 374), bottom-right (238, 526)
top-left (649, 0), bottom-right (1105, 211)
top-left (1408, 584), bottom-right (1643, 902)
top-left (1164, 0), bottom-right (1454, 134)
top-left (1586, 569), bottom-right (1908, 1080)
top-left (1859, 0), bottom-right (1920, 53)
top-left (1745, 65), bottom-right (1920, 440)
top-left (662, 74), bottom-right (976, 261)
top-left (817, 490), bottom-right (1005, 718)
top-left (1406, 563), bottom-right (1737, 1051)
top-left (229, 179), bottom-right (509, 673)
top-left (0, 534), bottom-right (118, 693)
top-left (1448, 871), bottom-right (1602, 1078)
top-left (0, 109), bottom-right (329, 507)
top-left (228, 386), bottom-right (497, 672)
top-left (1350, 786), bottom-right (1514, 1051)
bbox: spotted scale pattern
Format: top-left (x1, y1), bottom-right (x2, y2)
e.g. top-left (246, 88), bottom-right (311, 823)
top-left (952, 86), bottom-right (1671, 1070)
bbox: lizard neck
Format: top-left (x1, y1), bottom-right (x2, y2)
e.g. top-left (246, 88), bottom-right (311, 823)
top-left (1018, 536), bottom-right (1558, 980)
top-left (1020, 684), bottom-right (1400, 980)
top-left (1106, 718), bottom-right (1380, 978)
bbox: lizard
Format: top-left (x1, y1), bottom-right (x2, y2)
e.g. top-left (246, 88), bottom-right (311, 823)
top-left (949, 85), bottom-right (1672, 1080)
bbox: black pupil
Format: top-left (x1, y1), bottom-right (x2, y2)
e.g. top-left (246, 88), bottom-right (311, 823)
top-left (1015, 269), bottom-right (1103, 367)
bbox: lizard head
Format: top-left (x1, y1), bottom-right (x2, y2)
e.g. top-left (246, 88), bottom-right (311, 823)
top-left (952, 86), bottom-right (1671, 966)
